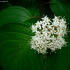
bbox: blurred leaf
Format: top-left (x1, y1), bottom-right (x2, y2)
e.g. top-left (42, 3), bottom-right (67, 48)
top-left (28, 7), bottom-right (40, 18)
top-left (50, 0), bottom-right (70, 23)
top-left (0, 24), bottom-right (44, 70)
top-left (45, 37), bottom-right (70, 70)
top-left (0, 23), bottom-right (34, 36)
top-left (50, 0), bottom-right (70, 4)
top-left (0, 6), bottom-right (44, 70)
top-left (0, 6), bottom-right (33, 27)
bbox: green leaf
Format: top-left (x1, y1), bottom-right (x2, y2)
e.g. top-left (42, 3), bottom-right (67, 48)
top-left (28, 7), bottom-right (40, 18)
top-left (45, 37), bottom-right (70, 70)
top-left (0, 6), bottom-right (32, 27)
top-left (0, 6), bottom-right (44, 70)
top-left (50, 0), bottom-right (70, 4)
top-left (0, 23), bottom-right (34, 36)
top-left (0, 23), bottom-right (44, 70)
top-left (0, 40), bottom-right (44, 70)
top-left (50, 0), bottom-right (70, 23)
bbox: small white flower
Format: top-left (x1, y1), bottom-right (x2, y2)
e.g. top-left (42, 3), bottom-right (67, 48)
top-left (30, 15), bottom-right (67, 54)
top-left (42, 16), bottom-right (50, 22)
top-left (31, 25), bottom-right (37, 32)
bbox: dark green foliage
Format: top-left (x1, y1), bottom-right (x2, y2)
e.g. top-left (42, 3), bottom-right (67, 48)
top-left (0, 6), bottom-right (43, 70)
top-left (0, 0), bottom-right (70, 70)
top-left (50, 0), bottom-right (70, 23)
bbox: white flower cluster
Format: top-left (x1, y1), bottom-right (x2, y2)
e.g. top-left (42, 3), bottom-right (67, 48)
top-left (30, 16), bottom-right (67, 54)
